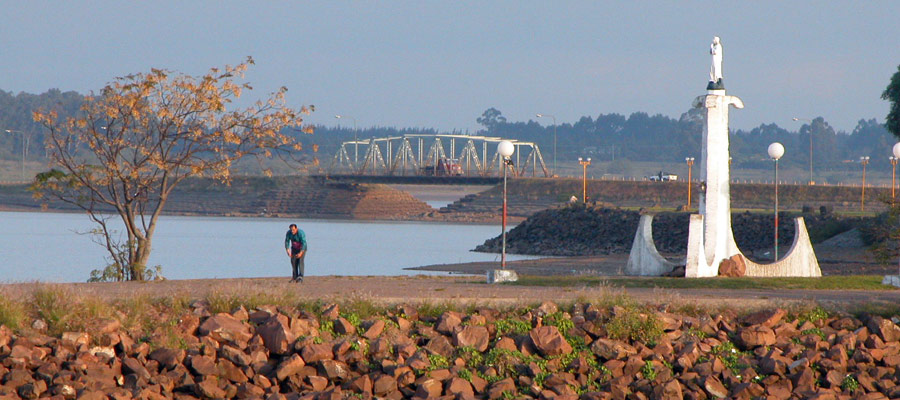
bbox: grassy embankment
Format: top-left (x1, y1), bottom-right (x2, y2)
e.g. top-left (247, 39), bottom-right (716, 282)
top-left (0, 278), bottom-right (897, 351)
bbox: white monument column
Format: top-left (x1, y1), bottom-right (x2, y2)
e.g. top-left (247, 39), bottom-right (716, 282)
top-left (693, 90), bottom-right (743, 270)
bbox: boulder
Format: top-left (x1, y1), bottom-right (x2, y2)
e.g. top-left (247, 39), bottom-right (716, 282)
top-left (198, 313), bottom-right (253, 346)
top-left (718, 254), bottom-right (746, 277)
top-left (454, 325), bottom-right (490, 352)
top-left (529, 326), bottom-right (572, 356)
top-left (737, 325), bottom-right (776, 349)
top-left (742, 309), bottom-right (786, 328)
top-left (256, 315), bottom-right (295, 355)
top-left (275, 354), bottom-right (306, 381)
top-left (300, 343), bottom-right (333, 363)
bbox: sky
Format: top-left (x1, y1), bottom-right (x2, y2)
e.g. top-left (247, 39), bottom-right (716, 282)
top-left (2, 2), bottom-right (899, 134)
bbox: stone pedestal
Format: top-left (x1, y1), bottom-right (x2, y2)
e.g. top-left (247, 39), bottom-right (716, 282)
top-left (487, 269), bottom-right (518, 283)
top-left (883, 275), bottom-right (900, 288)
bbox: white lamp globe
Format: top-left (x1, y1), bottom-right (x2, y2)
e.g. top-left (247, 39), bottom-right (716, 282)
top-left (893, 142), bottom-right (900, 159)
top-left (768, 142), bottom-right (785, 160)
top-left (498, 141), bottom-right (515, 158)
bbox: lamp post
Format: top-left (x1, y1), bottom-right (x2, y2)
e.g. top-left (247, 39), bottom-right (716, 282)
top-left (860, 156), bottom-right (870, 211)
top-left (334, 115), bottom-right (358, 164)
top-left (792, 117), bottom-right (814, 185)
top-left (4, 129), bottom-right (30, 181)
top-left (768, 143), bottom-right (784, 260)
top-left (893, 143), bottom-right (900, 204)
top-left (578, 157), bottom-right (591, 203)
top-left (536, 114), bottom-right (556, 176)
top-left (498, 141), bottom-right (515, 269)
top-left (685, 157), bottom-right (695, 208)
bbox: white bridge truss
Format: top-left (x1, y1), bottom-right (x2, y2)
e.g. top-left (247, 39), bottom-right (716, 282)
top-left (328, 134), bottom-right (549, 177)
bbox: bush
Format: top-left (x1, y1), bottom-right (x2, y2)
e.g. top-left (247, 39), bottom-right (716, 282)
top-left (0, 295), bottom-right (26, 330)
top-left (606, 306), bottom-right (663, 345)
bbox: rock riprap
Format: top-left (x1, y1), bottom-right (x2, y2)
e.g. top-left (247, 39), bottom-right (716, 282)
top-left (476, 203), bottom-right (868, 257)
top-left (0, 301), bottom-right (899, 398)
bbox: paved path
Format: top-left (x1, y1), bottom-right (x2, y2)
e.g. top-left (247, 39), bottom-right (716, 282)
top-left (3, 275), bottom-right (898, 312)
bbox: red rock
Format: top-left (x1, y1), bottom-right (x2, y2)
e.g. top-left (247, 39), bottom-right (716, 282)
top-left (321, 304), bottom-right (340, 320)
top-left (308, 375), bottom-right (328, 391)
top-left (149, 348), bottom-right (185, 371)
top-left (591, 338), bottom-right (637, 360)
top-left (219, 359), bottom-right (248, 383)
top-left (737, 325), bottom-right (776, 349)
top-left (791, 367), bottom-right (816, 394)
top-left (333, 317), bottom-right (356, 336)
top-left (300, 343), bottom-right (333, 363)
top-left (256, 315), bottom-right (294, 355)
top-left (454, 325), bottom-right (490, 352)
top-left (275, 354), bottom-right (306, 381)
top-left (318, 359), bottom-right (349, 380)
top-left (435, 312), bottom-right (463, 335)
top-left (529, 326), bottom-right (572, 356)
top-left (867, 316), bottom-right (900, 343)
top-left (743, 309), bottom-right (786, 328)
top-left (415, 378), bottom-right (443, 398)
top-left (718, 254), bottom-right (746, 277)
top-left (702, 377), bottom-right (728, 399)
top-left (236, 382), bottom-right (265, 398)
top-left (469, 374), bottom-right (488, 394)
top-left (349, 374), bottom-right (372, 395)
top-left (17, 380), bottom-right (47, 399)
top-left (425, 335), bottom-right (455, 357)
top-left (361, 319), bottom-right (385, 339)
top-left (60, 332), bottom-right (90, 347)
top-left (445, 377), bottom-right (474, 398)
top-left (195, 376), bottom-right (226, 399)
top-left (198, 313), bottom-right (253, 346)
top-left (373, 374), bottom-right (398, 396)
top-left (486, 377), bottom-right (516, 399)
top-left (220, 344), bottom-right (253, 367)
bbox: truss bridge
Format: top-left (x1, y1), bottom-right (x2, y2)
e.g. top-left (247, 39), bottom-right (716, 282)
top-left (328, 134), bottom-right (549, 178)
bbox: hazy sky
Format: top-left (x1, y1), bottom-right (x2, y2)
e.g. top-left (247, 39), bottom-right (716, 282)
top-left (2, 2), bottom-right (899, 133)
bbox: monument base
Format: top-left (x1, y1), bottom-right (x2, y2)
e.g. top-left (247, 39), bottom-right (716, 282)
top-left (487, 269), bottom-right (519, 284)
top-left (883, 275), bottom-right (900, 288)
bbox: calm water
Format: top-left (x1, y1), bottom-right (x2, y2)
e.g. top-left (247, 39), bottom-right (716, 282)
top-left (0, 211), bottom-right (533, 283)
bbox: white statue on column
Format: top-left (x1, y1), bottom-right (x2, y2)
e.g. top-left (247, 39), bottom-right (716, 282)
top-left (709, 36), bottom-right (723, 89)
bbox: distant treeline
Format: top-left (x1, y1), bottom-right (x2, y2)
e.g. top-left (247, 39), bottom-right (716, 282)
top-left (1, 89), bottom-right (896, 172)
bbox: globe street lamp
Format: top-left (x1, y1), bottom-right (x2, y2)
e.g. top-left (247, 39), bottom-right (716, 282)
top-left (792, 117), bottom-right (814, 185)
top-left (685, 157), bottom-right (695, 208)
top-left (498, 140), bottom-right (515, 269)
top-left (578, 157), bottom-right (591, 203)
top-left (536, 114), bottom-right (556, 176)
top-left (4, 129), bottom-right (30, 181)
top-left (860, 156), bottom-right (870, 211)
top-left (893, 143), bottom-right (900, 204)
top-left (334, 115), bottom-right (358, 164)
top-left (768, 142), bottom-right (784, 260)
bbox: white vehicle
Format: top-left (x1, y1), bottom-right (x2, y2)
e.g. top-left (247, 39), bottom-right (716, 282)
top-left (647, 172), bottom-right (678, 182)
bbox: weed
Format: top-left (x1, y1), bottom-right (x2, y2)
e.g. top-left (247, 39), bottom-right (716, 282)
top-left (543, 312), bottom-right (574, 337)
top-left (30, 285), bottom-right (75, 335)
top-left (796, 306), bottom-right (830, 324)
top-left (458, 368), bottom-right (472, 381)
top-left (684, 326), bottom-right (709, 340)
top-left (340, 312), bottom-right (362, 330)
top-left (0, 295), bottom-right (26, 331)
top-left (495, 317), bottom-right (531, 336)
top-left (801, 328), bottom-right (826, 340)
top-left (711, 341), bottom-right (750, 375)
top-left (456, 346), bottom-right (485, 367)
top-left (427, 353), bottom-right (450, 371)
top-left (841, 374), bottom-right (859, 392)
top-left (606, 306), bottom-right (663, 345)
top-left (640, 360), bottom-right (658, 380)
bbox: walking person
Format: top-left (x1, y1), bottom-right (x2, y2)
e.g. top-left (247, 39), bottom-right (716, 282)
top-left (284, 223), bottom-right (307, 283)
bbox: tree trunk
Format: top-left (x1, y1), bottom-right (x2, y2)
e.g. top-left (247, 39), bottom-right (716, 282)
top-left (131, 237), bottom-right (152, 281)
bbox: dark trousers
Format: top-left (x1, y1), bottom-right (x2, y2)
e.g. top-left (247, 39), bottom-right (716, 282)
top-left (291, 251), bottom-right (306, 280)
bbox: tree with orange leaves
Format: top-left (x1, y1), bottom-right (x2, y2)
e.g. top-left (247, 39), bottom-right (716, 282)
top-left (32, 57), bottom-right (313, 281)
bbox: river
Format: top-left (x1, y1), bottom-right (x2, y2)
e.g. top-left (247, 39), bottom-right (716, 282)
top-left (0, 211), bottom-right (534, 283)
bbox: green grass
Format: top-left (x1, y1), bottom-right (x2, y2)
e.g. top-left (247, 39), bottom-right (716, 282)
top-left (511, 275), bottom-right (894, 291)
